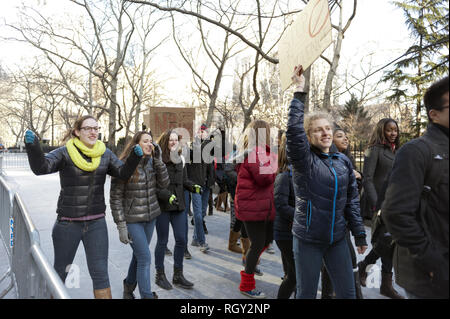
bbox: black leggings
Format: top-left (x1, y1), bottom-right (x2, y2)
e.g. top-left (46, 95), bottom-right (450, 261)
top-left (243, 221), bottom-right (273, 274)
top-left (275, 239), bottom-right (296, 299)
top-left (363, 249), bottom-right (393, 274)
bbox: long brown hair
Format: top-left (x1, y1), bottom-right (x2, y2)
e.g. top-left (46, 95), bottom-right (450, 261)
top-left (277, 133), bottom-right (289, 173)
top-left (368, 118), bottom-right (400, 149)
top-left (62, 115), bottom-right (98, 142)
top-left (156, 129), bottom-right (182, 164)
top-left (119, 131), bottom-right (153, 183)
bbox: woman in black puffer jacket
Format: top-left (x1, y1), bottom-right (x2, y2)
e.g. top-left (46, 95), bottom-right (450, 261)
top-left (110, 131), bottom-right (170, 299)
top-left (153, 129), bottom-right (199, 291)
top-left (24, 115), bottom-right (142, 299)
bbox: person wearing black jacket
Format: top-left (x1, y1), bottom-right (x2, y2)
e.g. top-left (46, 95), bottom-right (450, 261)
top-left (185, 124), bottom-right (215, 252)
top-left (24, 115), bottom-right (142, 299)
top-left (274, 133), bottom-right (296, 299)
top-left (383, 76), bottom-right (449, 299)
top-left (358, 118), bottom-right (404, 299)
top-left (154, 130), bottom-right (198, 290)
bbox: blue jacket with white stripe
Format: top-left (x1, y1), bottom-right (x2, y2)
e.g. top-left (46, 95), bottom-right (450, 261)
top-left (286, 93), bottom-right (366, 245)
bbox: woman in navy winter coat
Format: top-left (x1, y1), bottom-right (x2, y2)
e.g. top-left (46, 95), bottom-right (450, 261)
top-left (286, 65), bottom-right (367, 299)
top-left (274, 133), bottom-right (296, 299)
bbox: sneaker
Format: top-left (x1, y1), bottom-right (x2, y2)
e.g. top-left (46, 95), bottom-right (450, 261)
top-left (191, 239), bottom-right (200, 247)
top-left (266, 245), bottom-right (275, 254)
top-left (165, 247), bottom-right (173, 256)
top-left (240, 289), bottom-right (266, 299)
top-left (199, 243), bottom-right (209, 253)
top-left (184, 249), bottom-right (192, 259)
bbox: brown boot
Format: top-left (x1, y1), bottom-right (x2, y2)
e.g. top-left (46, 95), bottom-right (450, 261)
top-left (216, 193), bottom-right (226, 211)
top-left (228, 230), bottom-right (242, 253)
top-left (241, 237), bottom-right (251, 258)
top-left (94, 287), bottom-right (112, 299)
top-left (380, 272), bottom-right (404, 299)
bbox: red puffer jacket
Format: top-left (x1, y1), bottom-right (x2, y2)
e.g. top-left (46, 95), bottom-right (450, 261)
top-left (234, 145), bottom-right (278, 222)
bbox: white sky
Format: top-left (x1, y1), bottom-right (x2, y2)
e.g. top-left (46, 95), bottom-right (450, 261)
top-left (0, 0), bottom-right (412, 105)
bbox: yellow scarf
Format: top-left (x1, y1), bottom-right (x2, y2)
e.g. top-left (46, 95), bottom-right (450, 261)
top-left (66, 138), bottom-right (106, 172)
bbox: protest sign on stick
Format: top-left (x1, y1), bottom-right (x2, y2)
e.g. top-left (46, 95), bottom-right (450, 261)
top-left (279, 0), bottom-right (333, 91)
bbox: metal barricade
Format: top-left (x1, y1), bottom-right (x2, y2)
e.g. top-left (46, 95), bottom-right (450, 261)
top-left (0, 176), bottom-right (70, 299)
top-left (0, 177), bottom-right (14, 297)
top-left (0, 152), bottom-right (30, 172)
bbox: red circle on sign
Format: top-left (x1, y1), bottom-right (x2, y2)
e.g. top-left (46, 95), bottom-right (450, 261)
top-left (308, 0), bottom-right (330, 38)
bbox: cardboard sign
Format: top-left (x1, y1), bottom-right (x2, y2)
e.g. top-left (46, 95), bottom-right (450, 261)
top-left (279, 0), bottom-right (332, 91)
top-left (143, 107), bottom-right (195, 142)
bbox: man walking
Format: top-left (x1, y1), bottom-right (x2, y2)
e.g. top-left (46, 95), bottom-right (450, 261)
top-left (382, 76), bottom-right (449, 299)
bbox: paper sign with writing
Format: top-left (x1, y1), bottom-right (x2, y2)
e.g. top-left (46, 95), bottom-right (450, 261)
top-left (279, 0), bottom-right (332, 91)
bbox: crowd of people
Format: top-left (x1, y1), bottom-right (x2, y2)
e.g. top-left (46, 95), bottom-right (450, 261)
top-left (23, 70), bottom-right (448, 299)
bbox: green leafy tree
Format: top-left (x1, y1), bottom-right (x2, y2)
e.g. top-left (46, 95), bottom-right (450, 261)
top-left (382, 0), bottom-right (449, 137)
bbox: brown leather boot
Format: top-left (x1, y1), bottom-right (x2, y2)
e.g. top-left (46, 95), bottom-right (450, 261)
top-left (228, 230), bottom-right (242, 253)
top-left (380, 272), bottom-right (404, 299)
top-left (241, 237), bottom-right (251, 257)
top-left (94, 287), bottom-right (112, 299)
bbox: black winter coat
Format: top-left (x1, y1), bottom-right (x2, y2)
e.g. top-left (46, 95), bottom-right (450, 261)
top-left (156, 160), bottom-right (196, 213)
top-left (110, 156), bottom-right (170, 224)
top-left (25, 138), bottom-right (141, 218)
top-left (382, 124), bottom-right (449, 298)
top-left (286, 93), bottom-right (366, 245)
top-left (186, 137), bottom-right (215, 188)
top-left (274, 170), bottom-right (295, 241)
top-left (361, 144), bottom-right (395, 218)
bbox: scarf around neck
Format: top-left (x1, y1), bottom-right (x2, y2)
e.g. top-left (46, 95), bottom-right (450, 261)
top-left (66, 138), bottom-right (106, 172)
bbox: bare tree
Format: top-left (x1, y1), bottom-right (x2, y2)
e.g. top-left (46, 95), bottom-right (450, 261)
top-left (5, 0), bottom-right (137, 150)
top-left (321, 0), bottom-right (357, 111)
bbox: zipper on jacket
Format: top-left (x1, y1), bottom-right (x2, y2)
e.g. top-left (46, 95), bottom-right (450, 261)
top-left (329, 158), bottom-right (338, 244)
top-left (306, 200), bottom-right (312, 231)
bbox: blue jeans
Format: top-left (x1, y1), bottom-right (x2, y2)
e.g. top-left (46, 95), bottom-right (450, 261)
top-left (155, 211), bottom-right (187, 270)
top-left (192, 187), bottom-right (210, 244)
top-left (125, 220), bottom-right (156, 299)
top-left (201, 187), bottom-right (210, 218)
top-left (184, 190), bottom-right (190, 247)
top-left (52, 217), bottom-right (109, 289)
top-left (293, 236), bottom-right (355, 299)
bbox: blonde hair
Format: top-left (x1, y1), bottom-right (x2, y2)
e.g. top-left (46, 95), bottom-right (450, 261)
top-left (237, 120), bottom-right (272, 154)
top-left (304, 111), bottom-right (334, 138)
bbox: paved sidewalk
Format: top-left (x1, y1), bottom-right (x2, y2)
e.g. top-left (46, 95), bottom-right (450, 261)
top-left (2, 169), bottom-right (406, 299)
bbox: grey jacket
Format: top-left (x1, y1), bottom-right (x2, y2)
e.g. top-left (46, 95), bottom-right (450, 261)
top-left (110, 156), bottom-right (170, 224)
top-left (361, 144), bottom-right (395, 218)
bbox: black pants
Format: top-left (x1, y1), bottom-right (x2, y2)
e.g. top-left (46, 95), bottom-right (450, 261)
top-left (243, 221), bottom-right (273, 274)
top-left (363, 249), bottom-right (393, 274)
top-left (275, 239), bottom-right (296, 299)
